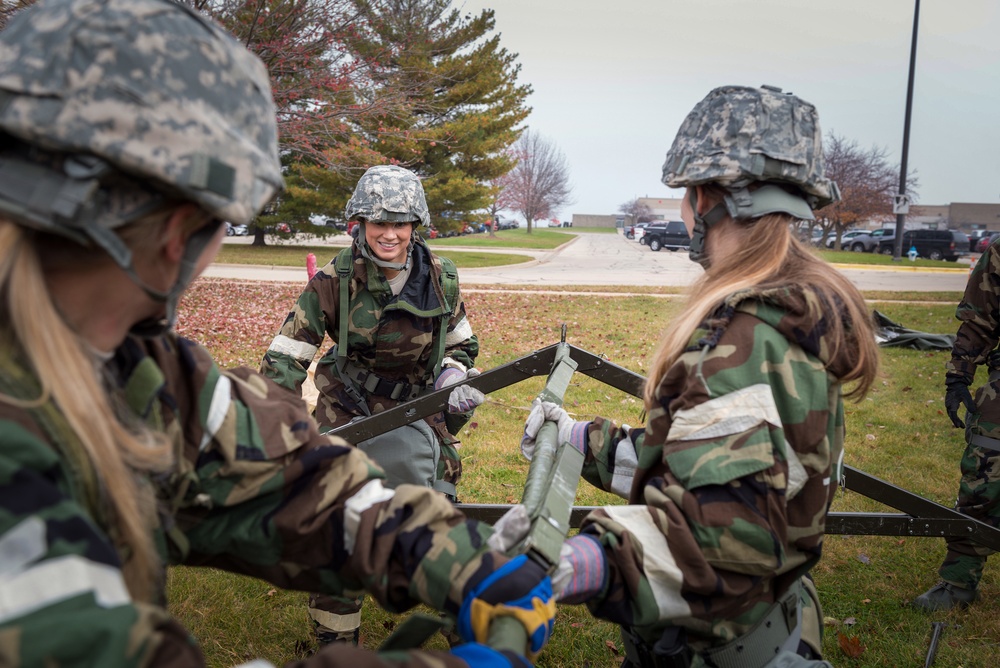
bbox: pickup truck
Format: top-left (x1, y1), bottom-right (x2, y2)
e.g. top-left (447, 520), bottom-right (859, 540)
top-left (638, 220), bottom-right (691, 252)
top-left (847, 228), bottom-right (895, 253)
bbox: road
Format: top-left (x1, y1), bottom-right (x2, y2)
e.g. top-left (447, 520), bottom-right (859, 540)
top-left (208, 231), bottom-right (972, 292)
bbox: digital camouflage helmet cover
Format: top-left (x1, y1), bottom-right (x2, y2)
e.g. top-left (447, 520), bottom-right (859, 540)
top-left (0, 0), bottom-right (283, 234)
top-left (661, 85), bottom-right (840, 264)
top-left (345, 165), bottom-right (431, 228)
top-left (0, 0), bottom-right (284, 332)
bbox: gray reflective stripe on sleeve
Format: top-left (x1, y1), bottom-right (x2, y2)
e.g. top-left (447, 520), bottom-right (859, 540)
top-left (198, 374), bottom-right (232, 452)
top-left (785, 442), bottom-right (808, 499)
top-left (0, 554), bottom-right (131, 624)
top-left (343, 479), bottom-right (394, 554)
top-left (610, 436), bottom-right (637, 499)
top-left (667, 383), bottom-right (781, 442)
top-left (0, 517), bottom-right (45, 578)
top-left (267, 334), bottom-right (319, 362)
top-left (603, 505), bottom-right (691, 619)
top-left (445, 316), bottom-right (473, 347)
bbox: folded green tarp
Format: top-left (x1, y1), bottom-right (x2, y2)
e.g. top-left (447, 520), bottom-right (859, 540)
top-left (873, 310), bottom-right (955, 351)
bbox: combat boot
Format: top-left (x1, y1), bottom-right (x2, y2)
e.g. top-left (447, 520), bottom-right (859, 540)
top-left (314, 621), bottom-right (360, 647)
top-left (913, 582), bottom-right (980, 611)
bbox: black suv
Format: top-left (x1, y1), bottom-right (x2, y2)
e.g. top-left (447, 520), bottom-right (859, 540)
top-left (639, 220), bottom-right (691, 252)
top-left (877, 229), bottom-right (970, 262)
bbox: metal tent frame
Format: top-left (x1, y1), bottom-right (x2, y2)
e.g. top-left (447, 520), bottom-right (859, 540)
top-left (329, 342), bottom-right (1000, 552)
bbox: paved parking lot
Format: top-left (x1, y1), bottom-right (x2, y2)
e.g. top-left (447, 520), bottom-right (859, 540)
top-left (210, 230), bottom-right (972, 292)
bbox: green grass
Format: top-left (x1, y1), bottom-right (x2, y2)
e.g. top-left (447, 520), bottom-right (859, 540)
top-left (816, 248), bottom-right (970, 269)
top-left (215, 244), bottom-right (533, 269)
top-left (427, 227), bottom-right (576, 249)
top-left (169, 284), bottom-right (999, 667)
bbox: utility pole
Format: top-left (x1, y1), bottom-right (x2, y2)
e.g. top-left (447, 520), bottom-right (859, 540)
top-left (893, 0), bottom-right (920, 261)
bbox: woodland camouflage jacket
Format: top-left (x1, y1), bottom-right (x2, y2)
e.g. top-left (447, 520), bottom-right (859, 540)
top-left (260, 240), bottom-right (478, 485)
top-left (0, 330), bottom-right (506, 668)
top-left (947, 241), bottom-right (1000, 385)
top-left (575, 285), bottom-right (855, 657)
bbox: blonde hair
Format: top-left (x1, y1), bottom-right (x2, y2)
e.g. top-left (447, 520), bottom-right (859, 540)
top-left (644, 187), bottom-right (878, 408)
top-left (0, 211), bottom-right (195, 602)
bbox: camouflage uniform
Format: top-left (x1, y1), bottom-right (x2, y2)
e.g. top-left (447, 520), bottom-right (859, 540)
top-left (575, 285), bottom-right (850, 659)
top-left (261, 237), bottom-right (478, 488)
top-left (0, 329), bottom-right (512, 668)
top-left (936, 242), bottom-right (1000, 589)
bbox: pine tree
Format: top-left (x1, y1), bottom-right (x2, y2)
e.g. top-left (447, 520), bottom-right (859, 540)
top-left (345, 0), bottom-right (532, 231)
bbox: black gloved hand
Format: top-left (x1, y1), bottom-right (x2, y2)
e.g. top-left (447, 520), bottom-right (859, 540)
top-left (944, 378), bottom-right (976, 428)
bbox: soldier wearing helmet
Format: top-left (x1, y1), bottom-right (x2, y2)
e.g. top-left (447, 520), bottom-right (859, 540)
top-left (261, 165), bottom-right (484, 647)
top-left (515, 85), bottom-right (879, 667)
top-left (0, 1), bottom-right (553, 666)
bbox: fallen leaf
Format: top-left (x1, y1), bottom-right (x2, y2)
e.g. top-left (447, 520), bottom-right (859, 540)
top-left (863, 598), bottom-right (871, 604)
top-left (857, 553), bottom-right (870, 564)
top-left (865, 434), bottom-right (876, 441)
top-left (844, 617), bottom-right (856, 626)
top-left (902, 386), bottom-right (912, 392)
top-left (824, 617), bottom-right (841, 627)
top-left (838, 633), bottom-right (866, 658)
top-left (469, 421), bottom-right (479, 429)
top-left (266, 588), bottom-right (276, 596)
top-left (605, 640), bottom-right (620, 655)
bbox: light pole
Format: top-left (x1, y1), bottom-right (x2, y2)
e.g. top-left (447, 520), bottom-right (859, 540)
top-left (893, 0), bottom-right (920, 261)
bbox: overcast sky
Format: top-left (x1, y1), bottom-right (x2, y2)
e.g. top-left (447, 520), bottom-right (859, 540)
top-left (454, 0), bottom-right (1000, 221)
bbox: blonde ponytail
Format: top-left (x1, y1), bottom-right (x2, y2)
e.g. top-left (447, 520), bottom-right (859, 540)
top-left (643, 200), bottom-right (878, 408)
top-left (0, 220), bottom-right (173, 602)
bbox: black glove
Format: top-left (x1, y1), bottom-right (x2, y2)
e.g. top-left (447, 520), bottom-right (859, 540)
top-left (944, 378), bottom-right (976, 428)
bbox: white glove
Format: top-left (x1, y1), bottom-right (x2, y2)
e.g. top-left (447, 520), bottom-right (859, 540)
top-left (487, 505), bottom-right (605, 604)
top-left (520, 399), bottom-right (587, 460)
top-left (487, 504), bottom-right (531, 554)
top-left (435, 367), bottom-right (485, 414)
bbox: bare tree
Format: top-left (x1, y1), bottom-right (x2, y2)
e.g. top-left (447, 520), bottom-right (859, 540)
top-left (618, 197), bottom-right (652, 226)
top-left (816, 131), bottom-right (918, 250)
top-left (500, 129), bottom-right (573, 233)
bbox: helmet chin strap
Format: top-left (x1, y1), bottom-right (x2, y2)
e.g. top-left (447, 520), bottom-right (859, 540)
top-left (121, 220), bottom-right (223, 337)
top-left (687, 188), bottom-right (728, 268)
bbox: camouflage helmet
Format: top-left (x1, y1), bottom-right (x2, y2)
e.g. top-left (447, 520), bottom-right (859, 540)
top-left (345, 165), bottom-right (430, 227)
top-left (0, 0), bottom-right (284, 229)
top-left (661, 85), bottom-right (839, 211)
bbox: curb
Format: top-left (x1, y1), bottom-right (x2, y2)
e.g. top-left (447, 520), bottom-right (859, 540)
top-left (829, 262), bottom-right (970, 274)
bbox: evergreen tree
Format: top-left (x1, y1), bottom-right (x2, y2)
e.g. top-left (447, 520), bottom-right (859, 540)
top-left (345, 0), bottom-right (532, 231)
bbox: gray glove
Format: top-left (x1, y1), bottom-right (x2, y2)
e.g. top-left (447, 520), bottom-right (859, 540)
top-left (435, 367), bottom-right (485, 414)
top-left (520, 399), bottom-right (589, 460)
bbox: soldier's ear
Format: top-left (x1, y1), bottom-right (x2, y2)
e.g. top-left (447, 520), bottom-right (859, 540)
top-left (693, 186), bottom-right (710, 215)
top-left (161, 204), bottom-right (207, 263)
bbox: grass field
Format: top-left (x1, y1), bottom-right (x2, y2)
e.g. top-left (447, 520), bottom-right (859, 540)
top-left (169, 280), bottom-right (998, 667)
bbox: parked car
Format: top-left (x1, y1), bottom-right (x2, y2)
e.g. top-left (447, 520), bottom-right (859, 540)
top-left (877, 229), bottom-right (970, 262)
top-left (625, 222), bottom-right (651, 240)
top-left (225, 221), bottom-right (248, 236)
top-left (497, 218), bottom-right (519, 230)
top-left (968, 229), bottom-right (999, 252)
top-left (824, 230), bottom-right (867, 249)
top-left (847, 228), bottom-right (895, 253)
top-left (975, 232), bottom-right (1000, 253)
top-left (640, 220), bottom-right (691, 252)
